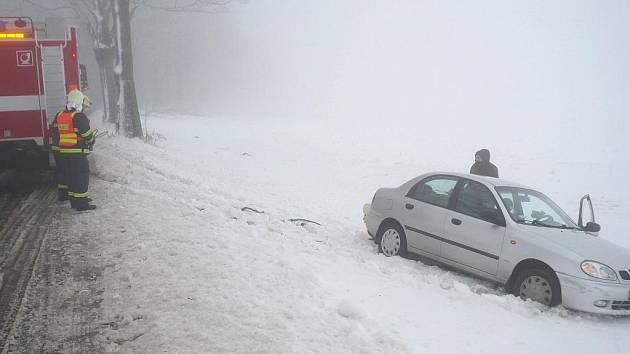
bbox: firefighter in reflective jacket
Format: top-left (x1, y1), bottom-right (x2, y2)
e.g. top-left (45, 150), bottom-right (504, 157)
top-left (51, 87), bottom-right (93, 203)
top-left (55, 89), bottom-right (96, 211)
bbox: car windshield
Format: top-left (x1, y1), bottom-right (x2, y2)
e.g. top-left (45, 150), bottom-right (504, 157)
top-left (495, 187), bottom-right (579, 229)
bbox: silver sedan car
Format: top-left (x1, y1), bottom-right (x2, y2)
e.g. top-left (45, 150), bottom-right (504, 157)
top-left (363, 172), bottom-right (630, 315)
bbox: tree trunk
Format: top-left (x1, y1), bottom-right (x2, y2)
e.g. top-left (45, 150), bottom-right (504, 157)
top-left (94, 47), bottom-right (118, 123)
top-left (113, 0), bottom-right (143, 138)
top-left (94, 0), bottom-right (119, 124)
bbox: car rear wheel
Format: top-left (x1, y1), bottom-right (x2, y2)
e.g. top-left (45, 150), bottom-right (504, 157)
top-left (512, 268), bottom-right (561, 307)
top-left (377, 223), bottom-right (407, 257)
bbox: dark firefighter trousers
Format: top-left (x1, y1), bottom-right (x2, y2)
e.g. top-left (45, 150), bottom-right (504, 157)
top-left (63, 153), bottom-right (90, 207)
top-left (53, 151), bottom-right (69, 200)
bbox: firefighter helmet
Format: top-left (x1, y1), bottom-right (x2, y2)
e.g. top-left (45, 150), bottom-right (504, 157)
top-left (66, 89), bottom-right (85, 111)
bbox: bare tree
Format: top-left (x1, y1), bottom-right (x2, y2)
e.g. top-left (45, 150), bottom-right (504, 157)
top-left (113, 0), bottom-right (142, 137)
top-left (90, 1), bottom-right (118, 127)
top-left (12, 0), bottom-right (235, 138)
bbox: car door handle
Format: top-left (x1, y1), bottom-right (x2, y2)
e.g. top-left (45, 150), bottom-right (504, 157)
top-left (405, 203), bottom-right (414, 210)
top-left (451, 218), bottom-right (462, 226)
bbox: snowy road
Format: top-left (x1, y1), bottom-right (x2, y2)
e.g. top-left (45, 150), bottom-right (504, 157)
top-left (0, 186), bottom-right (55, 349)
top-left (69, 113), bottom-right (629, 353)
top-left (0, 177), bottom-right (106, 353)
top-left (3, 197), bottom-right (105, 353)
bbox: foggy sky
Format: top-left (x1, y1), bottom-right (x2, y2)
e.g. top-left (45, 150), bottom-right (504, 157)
top-left (2, 0), bottom-right (629, 157)
top-left (133, 1), bottom-right (629, 140)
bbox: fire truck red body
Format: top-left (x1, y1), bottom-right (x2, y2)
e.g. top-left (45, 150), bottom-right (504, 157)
top-left (0, 17), bottom-right (82, 162)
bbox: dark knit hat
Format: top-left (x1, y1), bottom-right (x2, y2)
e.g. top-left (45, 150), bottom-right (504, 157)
top-left (475, 149), bottom-right (491, 162)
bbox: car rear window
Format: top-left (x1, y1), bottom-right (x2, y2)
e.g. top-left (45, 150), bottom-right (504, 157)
top-left (408, 177), bottom-right (457, 208)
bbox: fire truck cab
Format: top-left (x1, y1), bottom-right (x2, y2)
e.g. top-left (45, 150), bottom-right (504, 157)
top-left (0, 17), bottom-right (85, 166)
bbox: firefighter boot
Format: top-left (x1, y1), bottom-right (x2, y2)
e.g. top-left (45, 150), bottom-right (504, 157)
top-left (57, 189), bottom-right (69, 202)
top-left (73, 199), bottom-right (96, 211)
top-left (70, 196), bottom-right (94, 210)
top-left (76, 204), bottom-right (97, 211)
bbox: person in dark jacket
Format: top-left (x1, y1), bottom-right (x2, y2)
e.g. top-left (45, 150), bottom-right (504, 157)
top-left (470, 149), bottom-right (499, 178)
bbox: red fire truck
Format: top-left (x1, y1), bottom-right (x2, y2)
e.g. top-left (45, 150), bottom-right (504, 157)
top-left (0, 17), bottom-right (85, 166)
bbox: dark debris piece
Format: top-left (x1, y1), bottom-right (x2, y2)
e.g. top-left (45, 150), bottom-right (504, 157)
top-left (241, 206), bottom-right (264, 214)
top-left (287, 218), bottom-right (322, 226)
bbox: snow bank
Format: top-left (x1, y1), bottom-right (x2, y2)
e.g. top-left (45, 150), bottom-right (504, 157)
top-left (65, 113), bottom-right (629, 353)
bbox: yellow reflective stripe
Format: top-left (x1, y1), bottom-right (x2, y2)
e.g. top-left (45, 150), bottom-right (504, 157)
top-left (59, 148), bottom-right (83, 153)
top-left (73, 192), bottom-right (89, 198)
top-left (52, 146), bottom-right (60, 151)
top-left (80, 128), bottom-right (95, 137)
top-left (59, 148), bottom-right (90, 154)
top-left (68, 192), bottom-right (75, 196)
top-left (59, 133), bottom-right (78, 143)
top-left (58, 184), bottom-right (68, 189)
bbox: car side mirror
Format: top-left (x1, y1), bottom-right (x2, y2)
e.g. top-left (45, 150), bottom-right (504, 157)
top-left (584, 222), bottom-right (601, 233)
top-left (578, 194), bottom-right (596, 229)
top-left (481, 210), bottom-right (506, 227)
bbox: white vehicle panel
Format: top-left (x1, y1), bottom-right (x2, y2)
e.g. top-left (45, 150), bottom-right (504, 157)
top-left (442, 210), bottom-right (505, 275)
top-left (402, 198), bottom-right (446, 257)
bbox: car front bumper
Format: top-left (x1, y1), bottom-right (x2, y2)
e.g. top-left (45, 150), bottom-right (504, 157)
top-left (558, 273), bottom-right (630, 315)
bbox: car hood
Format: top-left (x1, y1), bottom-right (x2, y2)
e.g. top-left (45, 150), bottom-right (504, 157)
top-left (519, 225), bottom-right (630, 269)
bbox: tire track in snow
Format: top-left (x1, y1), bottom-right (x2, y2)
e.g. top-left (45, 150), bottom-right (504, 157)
top-left (0, 187), bottom-right (56, 350)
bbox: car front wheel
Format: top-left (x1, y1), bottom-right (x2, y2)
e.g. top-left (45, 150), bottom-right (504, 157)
top-left (512, 268), bottom-right (561, 307)
top-left (378, 223), bottom-right (407, 257)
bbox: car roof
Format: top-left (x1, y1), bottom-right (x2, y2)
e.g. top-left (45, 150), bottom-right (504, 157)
top-left (427, 171), bottom-right (532, 190)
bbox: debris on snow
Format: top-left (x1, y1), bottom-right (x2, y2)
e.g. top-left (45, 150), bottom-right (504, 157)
top-left (241, 206), bottom-right (264, 213)
top-left (287, 218), bottom-right (322, 226)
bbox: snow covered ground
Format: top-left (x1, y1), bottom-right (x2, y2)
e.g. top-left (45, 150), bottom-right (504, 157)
top-left (71, 113), bottom-right (629, 353)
